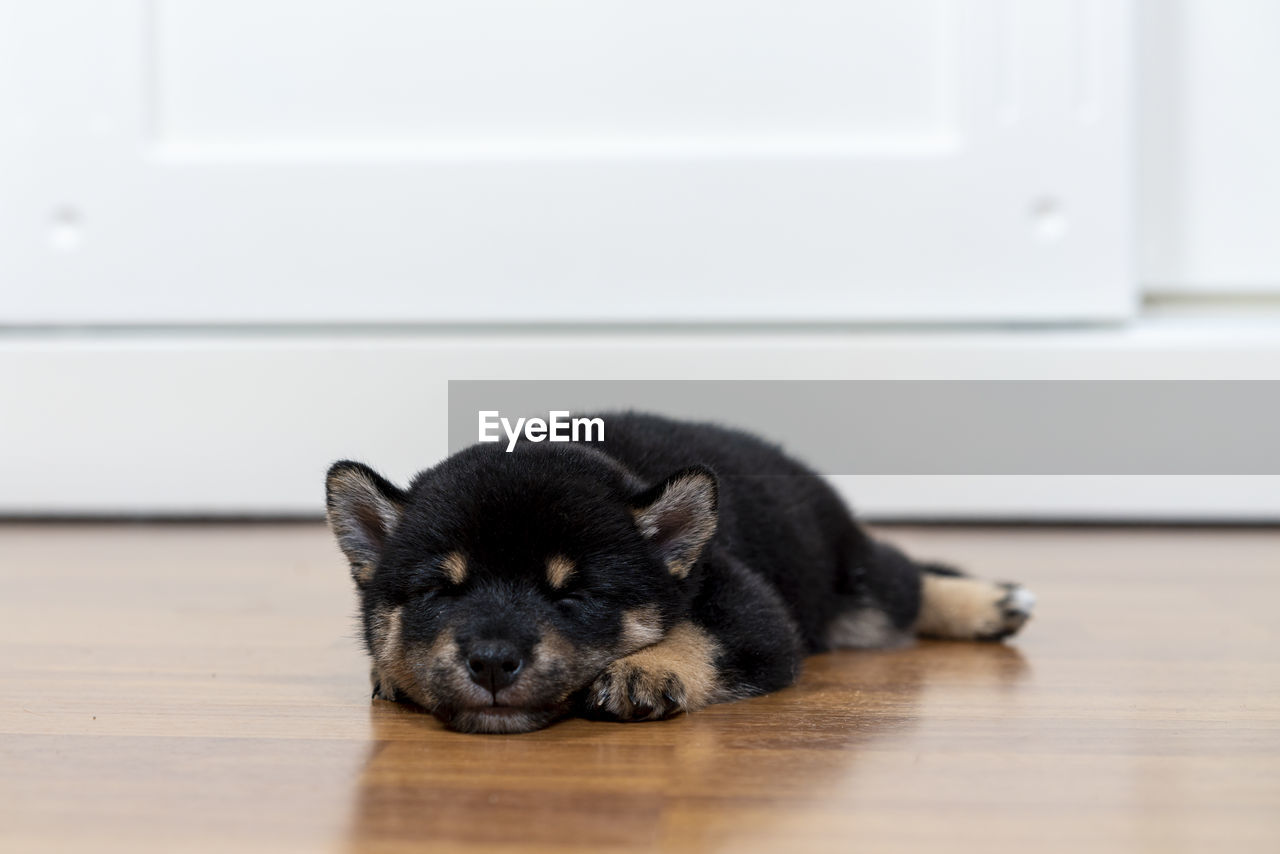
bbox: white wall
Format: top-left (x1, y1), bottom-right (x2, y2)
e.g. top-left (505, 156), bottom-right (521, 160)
top-left (3, 0), bottom-right (1280, 518)
top-left (4, 318), bottom-right (1279, 519)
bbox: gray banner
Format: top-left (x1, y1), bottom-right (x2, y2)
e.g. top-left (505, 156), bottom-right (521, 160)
top-left (447, 381), bottom-right (1280, 475)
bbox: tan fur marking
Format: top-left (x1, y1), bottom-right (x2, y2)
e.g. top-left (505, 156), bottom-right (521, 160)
top-left (369, 665), bottom-right (386, 699)
top-left (515, 627), bottom-right (581, 704)
top-left (351, 562), bottom-right (375, 587)
top-left (441, 551), bottom-right (468, 585)
top-left (627, 622), bottom-right (721, 707)
top-left (532, 626), bottom-right (574, 673)
top-left (546, 555), bottom-right (576, 590)
top-left (619, 605), bottom-right (665, 652)
top-left (369, 605), bottom-right (412, 692)
top-left (393, 626), bottom-right (468, 710)
top-left (916, 575), bottom-right (1014, 639)
top-left (594, 621), bottom-right (722, 718)
top-left (372, 609), bottom-right (483, 711)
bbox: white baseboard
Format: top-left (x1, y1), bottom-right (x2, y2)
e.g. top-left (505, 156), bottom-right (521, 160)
top-left (4, 315), bottom-right (1280, 518)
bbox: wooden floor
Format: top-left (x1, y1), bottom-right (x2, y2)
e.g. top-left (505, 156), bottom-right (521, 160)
top-left (1, 523), bottom-right (1277, 853)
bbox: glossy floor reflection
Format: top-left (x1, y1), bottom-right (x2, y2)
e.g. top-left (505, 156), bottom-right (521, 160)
top-left (1, 523), bottom-right (1277, 853)
top-left (350, 642), bottom-right (1029, 853)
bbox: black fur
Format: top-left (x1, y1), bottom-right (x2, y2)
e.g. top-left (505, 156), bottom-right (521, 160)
top-left (326, 412), bottom-right (1029, 733)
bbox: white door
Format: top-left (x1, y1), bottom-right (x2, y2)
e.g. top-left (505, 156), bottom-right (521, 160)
top-left (1139, 0), bottom-right (1280, 294)
top-left (2, 0), bottom-right (1133, 324)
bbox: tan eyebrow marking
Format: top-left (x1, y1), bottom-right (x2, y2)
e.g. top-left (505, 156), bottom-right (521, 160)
top-left (441, 551), bottom-right (468, 585)
top-left (546, 555), bottom-right (576, 590)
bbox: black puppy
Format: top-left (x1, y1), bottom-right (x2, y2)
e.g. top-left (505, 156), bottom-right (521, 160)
top-left (326, 412), bottom-right (1034, 733)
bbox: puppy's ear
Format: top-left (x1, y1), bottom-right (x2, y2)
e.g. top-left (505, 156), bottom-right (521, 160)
top-left (325, 461), bottom-right (406, 588)
top-left (630, 465), bottom-right (718, 578)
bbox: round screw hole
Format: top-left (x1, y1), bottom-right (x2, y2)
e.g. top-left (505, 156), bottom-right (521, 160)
top-left (1029, 197), bottom-right (1067, 242)
top-left (48, 207), bottom-right (84, 252)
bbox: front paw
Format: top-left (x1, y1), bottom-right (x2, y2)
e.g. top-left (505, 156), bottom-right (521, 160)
top-left (370, 666), bottom-right (398, 702)
top-left (588, 657), bottom-right (689, 721)
top-left (584, 622), bottom-right (722, 721)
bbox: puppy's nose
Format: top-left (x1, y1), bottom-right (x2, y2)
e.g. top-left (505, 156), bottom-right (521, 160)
top-left (465, 641), bottom-right (524, 692)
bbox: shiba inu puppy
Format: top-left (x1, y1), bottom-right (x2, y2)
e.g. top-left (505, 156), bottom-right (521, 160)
top-left (326, 412), bottom-right (1034, 733)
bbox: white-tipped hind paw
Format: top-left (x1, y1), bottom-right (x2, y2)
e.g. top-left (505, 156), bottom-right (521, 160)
top-left (917, 575), bottom-right (1036, 641)
top-left (981, 583), bottom-right (1036, 641)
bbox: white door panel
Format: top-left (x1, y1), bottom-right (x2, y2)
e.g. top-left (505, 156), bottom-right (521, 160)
top-left (156, 2), bottom-right (949, 145)
top-left (2, 0), bottom-right (1134, 323)
top-left (1140, 0), bottom-right (1280, 293)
